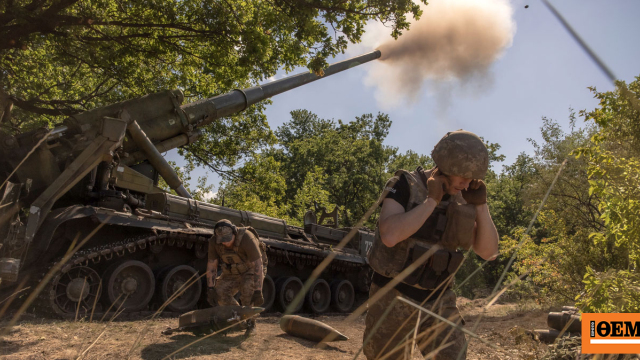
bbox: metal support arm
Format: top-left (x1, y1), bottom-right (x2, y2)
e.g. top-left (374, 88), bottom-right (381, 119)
top-left (23, 117), bottom-right (129, 244)
top-left (126, 120), bottom-right (191, 199)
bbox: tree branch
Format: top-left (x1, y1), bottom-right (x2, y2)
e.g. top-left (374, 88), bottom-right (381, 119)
top-left (9, 96), bottom-right (80, 116)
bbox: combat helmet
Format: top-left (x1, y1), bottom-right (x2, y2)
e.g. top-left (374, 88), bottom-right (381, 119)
top-left (214, 219), bottom-right (237, 243)
top-left (431, 130), bottom-right (489, 179)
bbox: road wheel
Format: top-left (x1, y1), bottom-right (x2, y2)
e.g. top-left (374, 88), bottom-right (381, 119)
top-left (104, 260), bottom-right (155, 312)
top-left (331, 279), bottom-right (354, 313)
top-left (262, 275), bottom-right (276, 311)
top-left (305, 279), bottom-right (331, 314)
top-left (157, 265), bottom-right (201, 312)
top-left (275, 276), bottom-right (303, 313)
top-left (50, 266), bottom-right (102, 316)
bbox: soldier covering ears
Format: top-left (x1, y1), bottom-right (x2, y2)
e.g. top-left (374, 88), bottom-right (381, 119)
top-left (363, 130), bottom-right (500, 360)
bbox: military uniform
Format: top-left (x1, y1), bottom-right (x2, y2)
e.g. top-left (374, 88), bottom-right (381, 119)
top-left (208, 227), bottom-right (264, 306)
top-left (363, 130), bottom-right (493, 360)
top-left (364, 167), bottom-right (474, 360)
top-left (364, 284), bottom-right (466, 359)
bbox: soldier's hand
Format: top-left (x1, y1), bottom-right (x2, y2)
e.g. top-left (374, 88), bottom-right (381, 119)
top-left (207, 287), bottom-right (219, 307)
top-left (251, 290), bottom-right (264, 307)
top-left (461, 179), bottom-right (487, 205)
top-left (427, 168), bottom-right (450, 204)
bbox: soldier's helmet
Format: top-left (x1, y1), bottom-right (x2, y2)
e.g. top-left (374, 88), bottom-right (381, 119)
top-left (214, 219), bottom-right (237, 243)
top-left (431, 130), bottom-right (489, 180)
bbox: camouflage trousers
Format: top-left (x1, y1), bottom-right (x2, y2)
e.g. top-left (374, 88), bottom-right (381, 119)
top-left (363, 283), bottom-right (467, 360)
top-left (215, 271), bottom-right (256, 307)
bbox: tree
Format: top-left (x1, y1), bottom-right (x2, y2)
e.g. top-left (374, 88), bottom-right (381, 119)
top-left (495, 117), bottom-right (612, 303)
top-left (387, 149), bottom-right (433, 173)
top-left (1, 0), bottom-right (428, 178)
top-left (575, 78), bottom-right (640, 313)
top-left (0, 0), bottom-right (425, 133)
top-left (275, 110), bottom-right (399, 226)
top-left (215, 109), bottom-right (431, 228)
top-left (216, 152), bottom-right (292, 221)
top-left (498, 78), bottom-right (640, 306)
top-left (487, 152), bottom-right (536, 238)
top-left (526, 114), bottom-right (602, 234)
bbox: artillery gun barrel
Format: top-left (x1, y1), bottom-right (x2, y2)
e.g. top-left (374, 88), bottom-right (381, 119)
top-left (123, 50), bottom-right (381, 159)
top-left (183, 50), bottom-right (382, 121)
top-left (52, 50), bottom-right (380, 166)
top-left (7, 51), bottom-right (380, 195)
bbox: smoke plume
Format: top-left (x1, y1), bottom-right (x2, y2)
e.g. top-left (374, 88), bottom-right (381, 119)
top-left (363, 0), bottom-right (515, 108)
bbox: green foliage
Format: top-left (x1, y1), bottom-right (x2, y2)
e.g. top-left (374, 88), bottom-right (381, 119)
top-left (216, 109), bottom-right (429, 228)
top-left (490, 113), bottom-right (611, 303)
top-left (276, 110), bottom-right (398, 226)
top-left (0, 0), bottom-right (425, 134)
top-left (180, 106), bottom-right (278, 177)
top-left (487, 153), bottom-right (536, 238)
top-left (158, 161), bottom-right (215, 202)
top-left (215, 152), bottom-right (292, 221)
top-left (388, 149), bottom-right (433, 171)
top-left (572, 77), bottom-right (640, 313)
top-left (527, 113), bottom-right (599, 235)
top-left (290, 167), bottom-right (338, 227)
top-left (579, 268), bottom-right (640, 313)
top-left (0, 0), bottom-right (428, 180)
top-left (453, 252), bottom-right (487, 299)
top-left (504, 76), bottom-right (640, 309)
top-left (502, 211), bottom-right (612, 304)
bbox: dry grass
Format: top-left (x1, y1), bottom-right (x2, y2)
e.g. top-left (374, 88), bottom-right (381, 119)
top-left (0, 300), bottom-right (550, 360)
top-left (0, 104), bottom-right (568, 360)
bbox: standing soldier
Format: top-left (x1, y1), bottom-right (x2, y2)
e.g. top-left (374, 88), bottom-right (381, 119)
top-left (206, 219), bottom-right (266, 336)
top-left (363, 130), bottom-right (500, 360)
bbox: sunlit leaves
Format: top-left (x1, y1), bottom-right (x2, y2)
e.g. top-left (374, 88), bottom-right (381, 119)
top-left (1, 0), bottom-right (426, 134)
top-left (579, 268), bottom-right (640, 313)
top-left (214, 109), bottom-right (422, 228)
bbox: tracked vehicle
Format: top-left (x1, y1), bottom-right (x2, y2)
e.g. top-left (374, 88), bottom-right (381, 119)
top-left (0, 51), bottom-right (380, 318)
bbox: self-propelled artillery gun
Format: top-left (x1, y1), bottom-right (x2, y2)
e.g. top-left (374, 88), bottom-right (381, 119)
top-left (0, 51), bottom-right (380, 317)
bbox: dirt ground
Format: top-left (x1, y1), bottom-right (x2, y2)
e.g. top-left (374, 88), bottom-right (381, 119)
top-left (0, 298), bottom-right (551, 360)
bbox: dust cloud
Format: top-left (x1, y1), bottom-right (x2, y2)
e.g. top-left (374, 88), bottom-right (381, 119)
top-left (364, 0), bottom-right (515, 108)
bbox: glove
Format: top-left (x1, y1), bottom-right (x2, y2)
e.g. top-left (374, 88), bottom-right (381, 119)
top-left (207, 287), bottom-right (219, 307)
top-left (426, 168), bottom-right (450, 205)
top-left (251, 290), bottom-right (264, 307)
top-left (461, 179), bottom-right (487, 205)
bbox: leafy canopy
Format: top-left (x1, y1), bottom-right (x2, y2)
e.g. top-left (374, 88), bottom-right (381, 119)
top-left (0, 0), bottom-right (425, 133)
top-left (215, 109), bottom-right (429, 228)
top-left (574, 78), bottom-right (640, 313)
top-left (497, 76), bottom-right (640, 310)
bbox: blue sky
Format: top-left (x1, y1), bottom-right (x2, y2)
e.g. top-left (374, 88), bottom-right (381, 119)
top-left (167, 0), bottom-right (640, 194)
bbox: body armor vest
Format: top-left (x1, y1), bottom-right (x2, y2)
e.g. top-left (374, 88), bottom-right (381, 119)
top-left (368, 168), bottom-right (477, 290)
top-left (215, 227), bottom-right (267, 275)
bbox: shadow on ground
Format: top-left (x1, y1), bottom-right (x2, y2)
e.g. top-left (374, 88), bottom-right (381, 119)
top-left (275, 333), bottom-right (347, 353)
top-left (140, 333), bottom-right (249, 360)
top-left (0, 339), bottom-right (41, 356)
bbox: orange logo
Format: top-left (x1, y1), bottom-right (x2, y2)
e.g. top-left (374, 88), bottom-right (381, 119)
top-left (582, 313), bottom-right (640, 354)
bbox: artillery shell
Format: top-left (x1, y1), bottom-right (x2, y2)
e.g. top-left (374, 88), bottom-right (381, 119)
top-left (177, 305), bottom-right (264, 334)
top-left (534, 329), bottom-right (580, 344)
top-left (547, 312), bottom-right (581, 333)
top-left (280, 315), bottom-right (349, 342)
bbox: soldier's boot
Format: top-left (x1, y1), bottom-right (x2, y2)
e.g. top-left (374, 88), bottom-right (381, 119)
top-left (244, 318), bottom-right (256, 337)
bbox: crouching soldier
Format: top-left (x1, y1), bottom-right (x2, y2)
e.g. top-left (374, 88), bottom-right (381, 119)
top-left (206, 219), bottom-right (267, 336)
